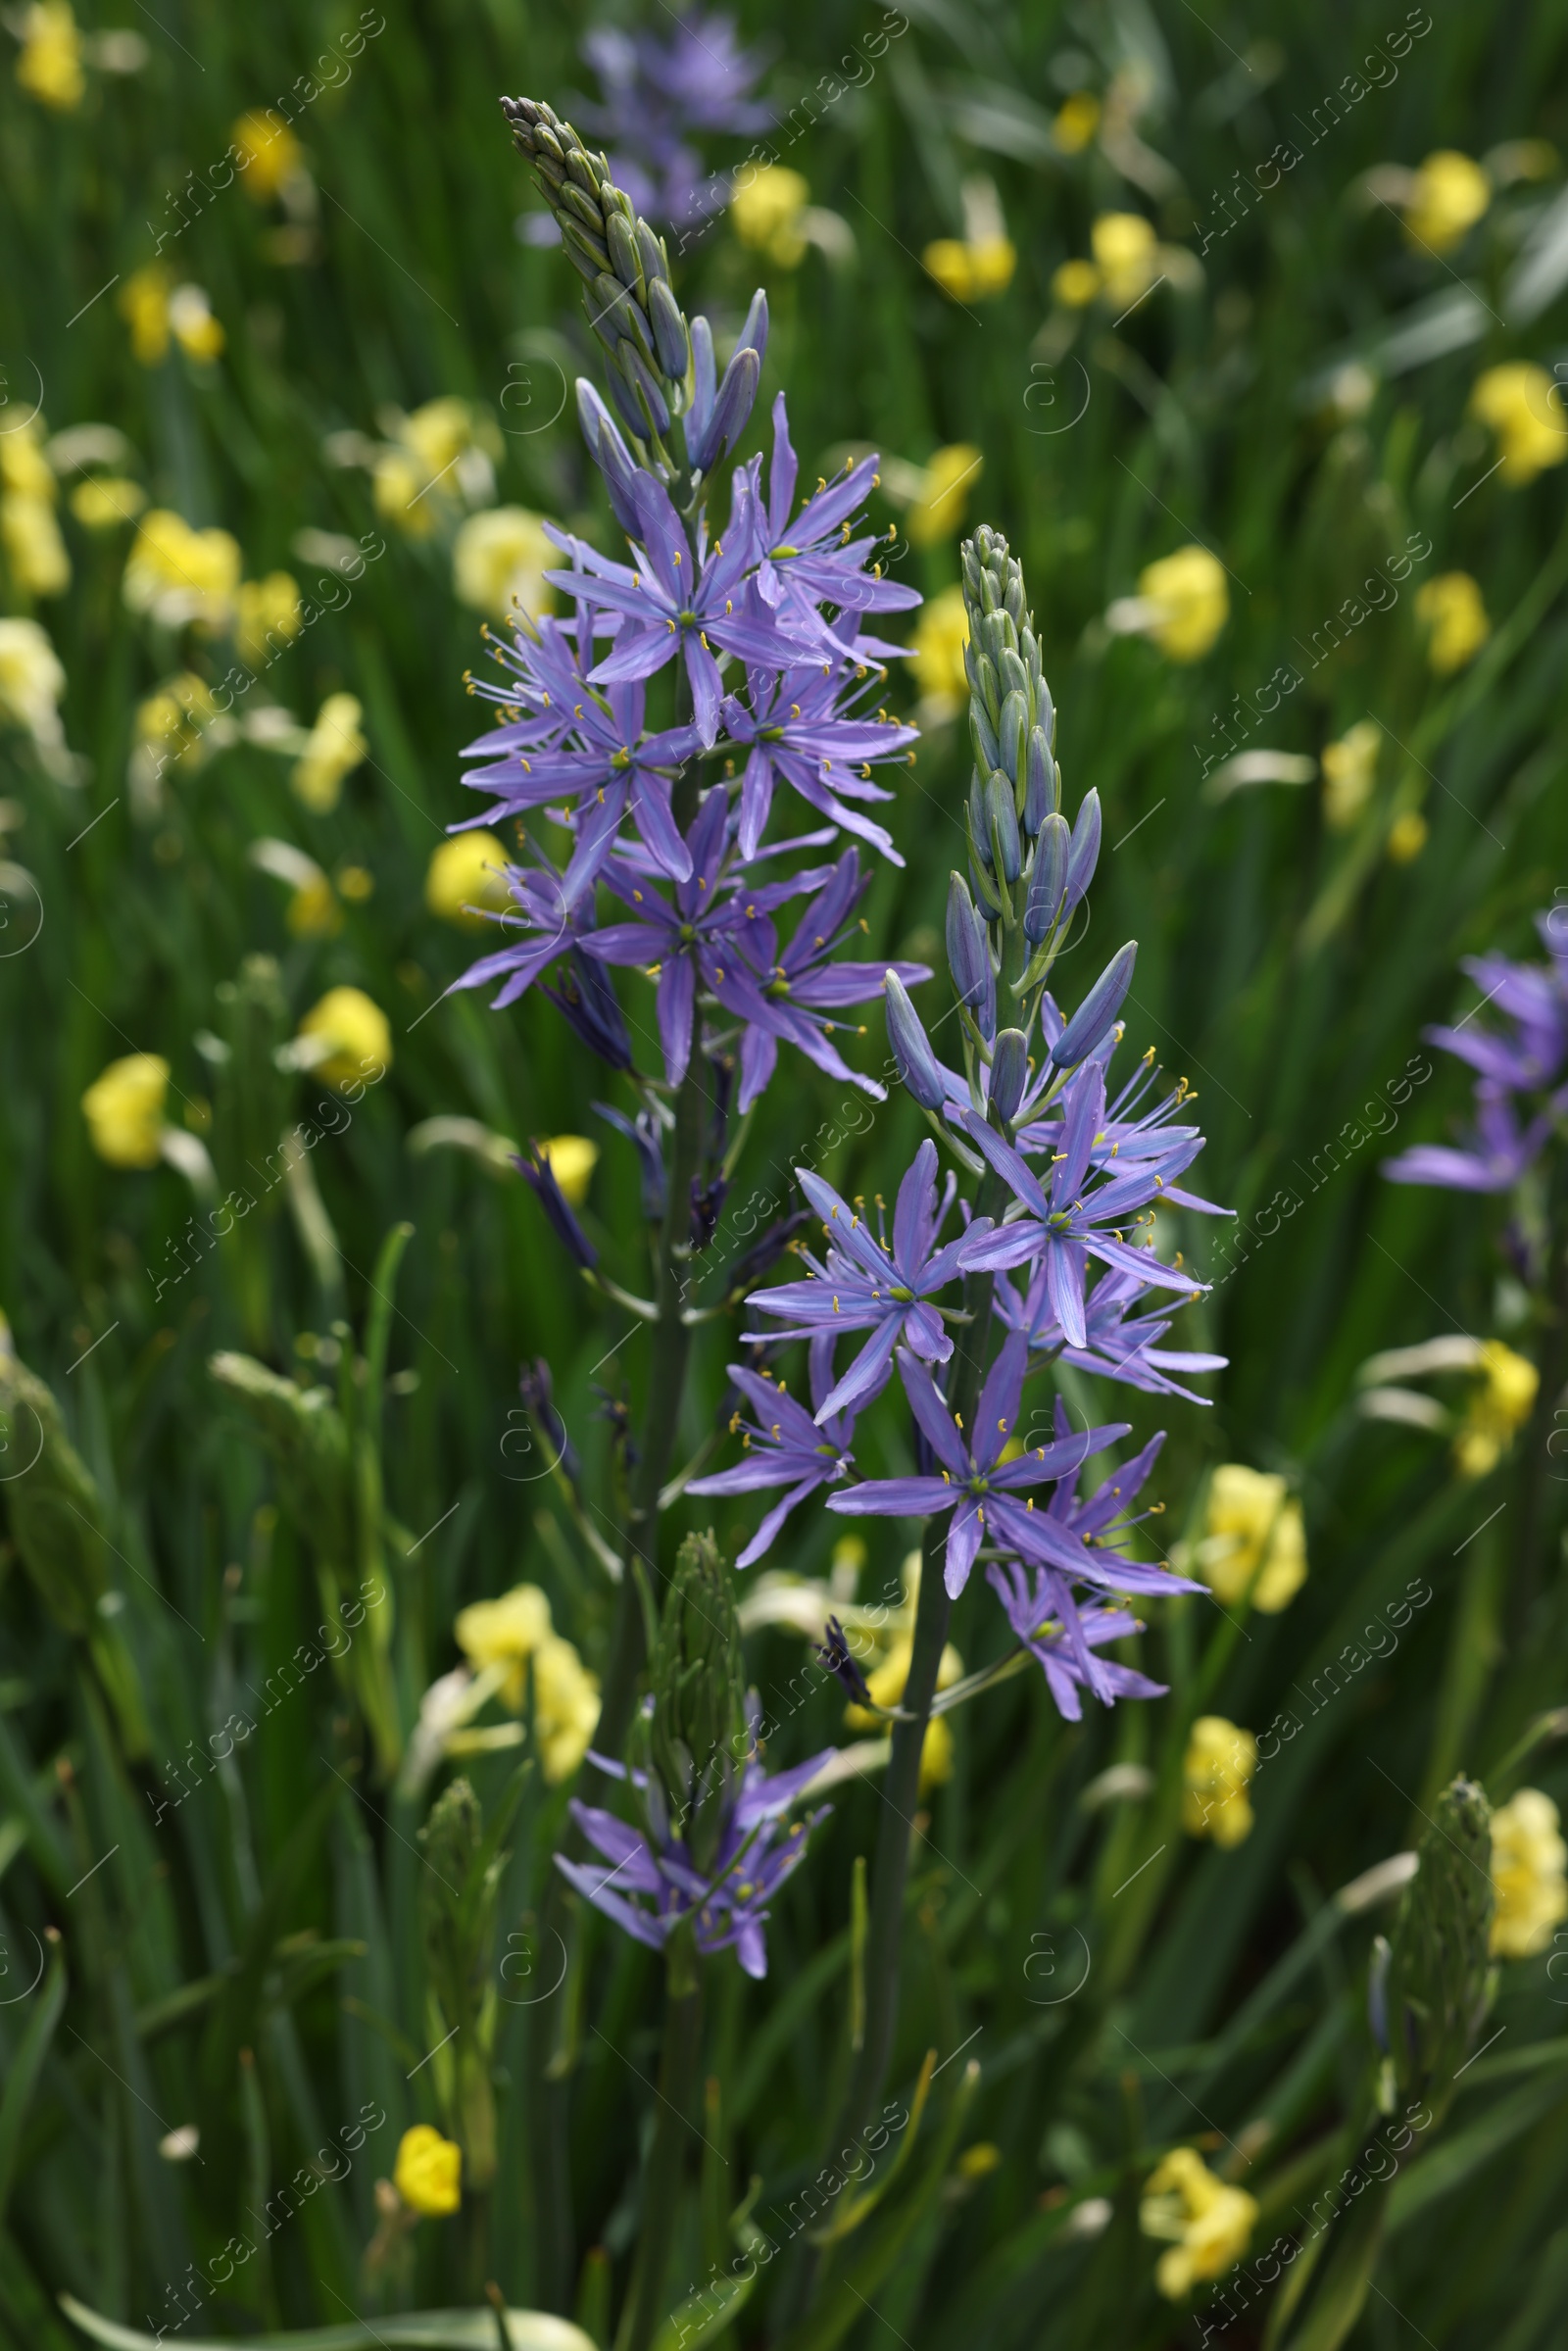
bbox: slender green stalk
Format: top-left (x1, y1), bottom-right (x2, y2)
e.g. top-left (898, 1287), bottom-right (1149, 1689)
top-left (617, 1943), bottom-right (705, 2351)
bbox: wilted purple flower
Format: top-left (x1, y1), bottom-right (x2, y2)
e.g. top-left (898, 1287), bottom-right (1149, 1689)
top-left (688, 1336), bottom-right (857, 1567)
top-left (956, 1063), bottom-right (1205, 1349)
top-left (816, 1615), bottom-right (873, 1707)
top-left (542, 949), bottom-right (634, 1070)
top-left (827, 1334), bottom-right (1130, 1597)
top-left (746, 1140), bottom-right (984, 1421)
top-left (595, 1101), bottom-right (667, 1220)
top-left (515, 1142), bottom-right (597, 1270)
top-left (557, 1737), bottom-right (830, 1979)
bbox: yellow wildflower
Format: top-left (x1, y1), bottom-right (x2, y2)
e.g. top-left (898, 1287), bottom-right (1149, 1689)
top-left (1091, 211), bottom-right (1159, 308)
top-left (1141, 2146), bottom-right (1257, 2298)
top-left (337, 863), bottom-right (374, 903)
top-left (1320, 719), bottom-right (1380, 830)
top-left (1415, 571), bottom-right (1489, 674)
top-left (81, 1053), bottom-right (169, 1169)
top-left (231, 109), bottom-right (303, 199)
top-left (133, 671), bottom-right (217, 772)
top-left (425, 831), bottom-right (511, 928)
top-left (393, 2125), bottom-right (461, 2218)
top-left (1182, 1716), bottom-right (1257, 1848)
top-left (452, 507), bottom-right (555, 623)
top-left (535, 1135), bottom-right (598, 1206)
top-left (1052, 258), bottom-right (1101, 309)
top-left (0, 616), bottom-right (66, 749)
top-left (845, 1633), bottom-right (962, 1790)
top-left (1054, 91), bottom-right (1101, 154)
top-left (531, 1633), bottom-right (602, 1783)
top-left (292, 692), bottom-right (367, 813)
top-left (731, 166), bottom-right (809, 267)
top-left (910, 583), bottom-right (969, 710)
top-left (15, 1), bottom-right (83, 109)
top-left (70, 476), bottom-right (146, 529)
top-left (168, 284), bottom-right (224, 365)
top-left (906, 446), bottom-right (983, 550)
top-left (1136, 546), bottom-right (1228, 661)
top-left (455, 1584), bottom-right (554, 1708)
top-left (0, 418), bottom-right (55, 503)
top-left (1453, 1339), bottom-right (1538, 1480)
top-left (2, 496), bottom-right (69, 598)
top-left (1470, 363), bottom-right (1568, 487)
top-left (234, 572), bottom-right (303, 670)
top-left (1198, 1465), bottom-right (1307, 1613)
top-left (1403, 150), bottom-right (1490, 252)
top-left (123, 509), bottom-right (241, 633)
top-left (373, 446), bottom-right (436, 537)
top-left (1490, 1788), bottom-right (1568, 1958)
top-left (402, 397), bottom-right (489, 482)
top-left (296, 987), bottom-right (391, 1091)
top-left (922, 235), bottom-right (1015, 303)
top-left (281, 862), bottom-right (340, 939)
top-left (120, 268), bottom-right (172, 366)
top-left (1386, 809), bottom-right (1429, 863)
top-left (956, 2141), bottom-right (1003, 2179)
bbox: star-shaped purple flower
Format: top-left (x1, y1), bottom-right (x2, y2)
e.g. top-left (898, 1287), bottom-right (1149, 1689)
top-left (826, 1334), bottom-right (1130, 1597)
top-left (994, 1254), bottom-right (1226, 1405)
top-left (753, 394), bottom-right (922, 634)
top-left (719, 642), bottom-right (918, 861)
top-left (745, 1139), bottom-right (983, 1422)
top-left (687, 1336), bottom-right (856, 1568)
top-left (987, 1565), bottom-right (1165, 1721)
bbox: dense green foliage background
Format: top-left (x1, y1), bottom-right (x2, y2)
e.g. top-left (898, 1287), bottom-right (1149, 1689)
top-left (3, 2), bottom-right (1568, 2346)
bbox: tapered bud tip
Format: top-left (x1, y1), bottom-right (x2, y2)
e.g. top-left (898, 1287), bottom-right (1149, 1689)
top-left (885, 972), bottom-right (948, 1112)
top-left (1049, 941), bottom-right (1137, 1069)
top-left (989, 1028), bottom-right (1030, 1124)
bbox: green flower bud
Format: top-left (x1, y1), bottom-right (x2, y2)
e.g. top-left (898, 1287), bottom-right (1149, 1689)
top-left (1382, 1775), bottom-right (1494, 2123)
top-left (649, 1531), bottom-right (746, 1868)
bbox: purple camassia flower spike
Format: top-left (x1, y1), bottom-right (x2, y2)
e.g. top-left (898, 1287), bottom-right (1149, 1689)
top-left (955, 1062), bottom-right (1206, 1351)
top-left (557, 1739), bottom-right (832, 1979)
top-left (547, 467), bottom-right (816, 748)
top-left (714, 848), bottom-right (931, 1110)
top-left (826, 1333), bottom-right (1131, 1598)
top-left (456, 612), bottom-right (703, 886)
top-left (687, 1335), bottom-right (857, 1567)
top-left (720, 639), bottom-right (919, 862)
top-left (987, 1566), bottom-right (1166, 1721)
top-left (579, 790), bottom-right (834, 1088)
top-left (994, 1255), bottom-right (1227, 1405)
top-left (1386, 918), bottom-right (1568, 1192)
top-left (753, 395), bottom-right (922, 638)
top-left (745, 1139), bottom-right (986, 1422)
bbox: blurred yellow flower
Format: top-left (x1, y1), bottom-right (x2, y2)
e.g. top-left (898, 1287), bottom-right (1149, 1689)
top-left (0, 418), bottom-right (55, 504)
top-left (1091, 211), bottom-right (1159, 307)
top-left (922, 236), bottom-right (1015, 303)
top-left (123, 509), bottom-right (242, 632)
top-left (1136, 546), bottom-right (1228, 661)
top-left (1415, 571), bottom-right (1489, 674)
top-left (1197, 1465), bottom-right (1306, 1613)
top-left (1403, 150), bottom-right (1490, 251)
top-left (231, 109), bottom-right (303, 199)
top-left (373, 447), bottom-right (435, 537)
top-left (81, 1053), bottom-right (169, 1169)
top-left (2, 496), bottom-right (69, 597)
top-left (234, 571), bottom-right (303, 669)
top-left (906, 446), bottom-right (983, 550)
top-left (454, 1583), bottom-right (599, 1779)
top-left (1491, 1788), bottom-right (1568, 1958)
top-left (956, 2141), bottom-right (1003, 2179)
top-left (1141, 2146), bottom-right (1257, 2298)
top-left (168, 284), bottom-right (224, 365)
top-left (1182, 1715), bottom-right (1256, 1848)
top-left (286, 868), bottom-right (341, 939)
top-left (1453, 1339), bottom-right (1538, 1479)
top-left (120, 268), bottom-right (172, 366)
top-left (1321, 719), bottom-right (1380, 830)
top-left (1470, 362), bottom-right (1568, 487)
top-left (1386, 808), bottom-right (1428, 863)
top-left (393, 2125), bottom-right (461, 2218)
top-left (425, 831), bottom-right (511, 928)
top-left (845, 1633), bottom-right (961, 1790)
top-left (452, 507), bottom-right (555, 623)
top-left (293, 692), bottom-right (367, 813)
top-left (1052, 258), bottom-right (1101, 309)
top-left (537, 1135), bottom-right (599, 1206)
top-left (0, 616), bottom-right (66, 748)
top-left (133, 671), bottom-right (217, 770)
top-left (1054, 91), bottom-right (1101, 153)
top-left (70, 476), bottom-right (146, 529)
top-left (731, 166), bottom-right (809, 267)
top-left (297, 986), bottom-right (391, 1091)
top-left (15, 0), bottom-right (83, 109)
top-left (910, 583), bottom-right (969, 710)
top-left (402, 396), bottom-right (490, 481)
top-left (337, 863), bottom-right (374, 903)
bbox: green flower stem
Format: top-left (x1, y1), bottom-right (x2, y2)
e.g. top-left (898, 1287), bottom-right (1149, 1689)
top-left (798, 1167), bottom-right (1007, 2317)
top-left (617, 1938), bottom-right (705, 2351)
